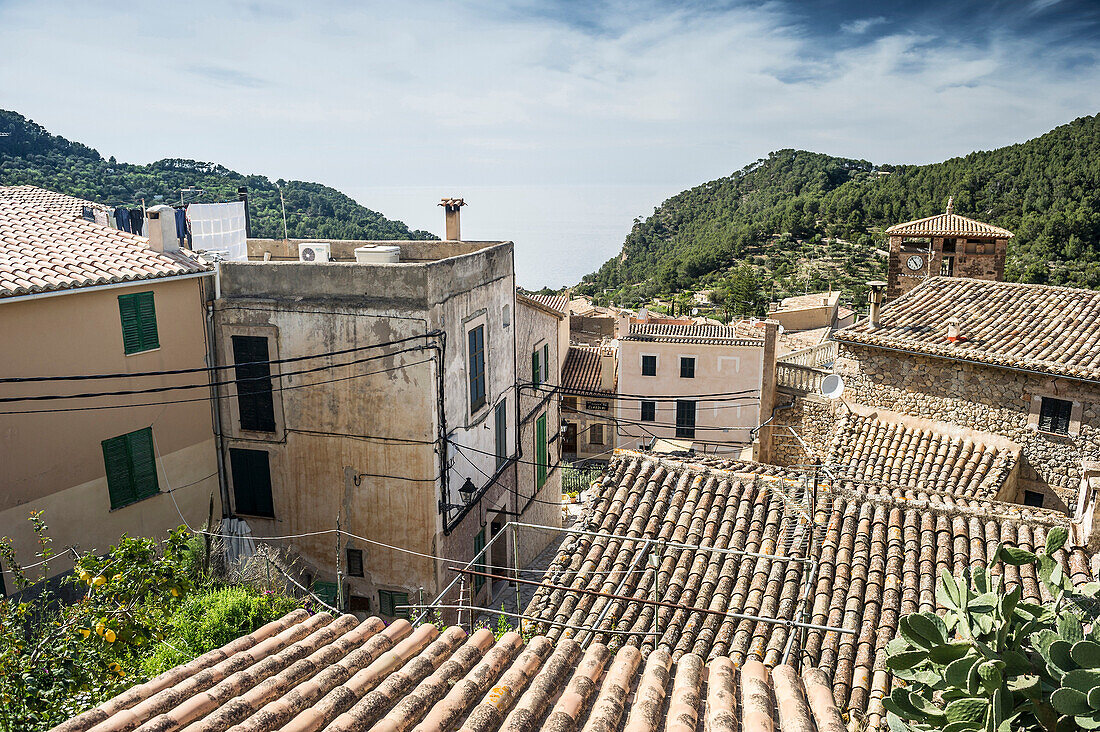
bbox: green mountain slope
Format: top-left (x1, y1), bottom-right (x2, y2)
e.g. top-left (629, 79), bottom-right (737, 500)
top-left (579, 113), bottom-right (1100, 309)
top-left (0, 110), bottom-right (436, 241)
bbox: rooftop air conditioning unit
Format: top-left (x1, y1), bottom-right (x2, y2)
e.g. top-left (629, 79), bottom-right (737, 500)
top-left (354, 245), bottom-right (401, 264)
top-left (298, 242), bottom-right (331, 262)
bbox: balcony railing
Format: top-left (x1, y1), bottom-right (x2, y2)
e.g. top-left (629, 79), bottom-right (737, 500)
top-left (778, 340), bottom-right (837, 368)
top-left (776, 363), bottom-right (827, 394)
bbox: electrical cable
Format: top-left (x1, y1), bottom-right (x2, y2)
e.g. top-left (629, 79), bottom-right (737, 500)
top-left (527, 383), bottom-right (761, 401)
top-left (0, 342), bottom-right (436, 403)
top-left (0, 353), bottom-right (436, 416)
top-left (0, 331), bottom-right (441, 384)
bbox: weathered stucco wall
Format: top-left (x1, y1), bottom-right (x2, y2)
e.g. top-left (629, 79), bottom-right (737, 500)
top-left (0, 277), bottom-right (219, 587)
top-left (834, 343), bottom-right (1100, 510)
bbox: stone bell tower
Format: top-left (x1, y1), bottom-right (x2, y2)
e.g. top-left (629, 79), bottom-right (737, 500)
top-left (885, 197), bottom-right (1012, 300)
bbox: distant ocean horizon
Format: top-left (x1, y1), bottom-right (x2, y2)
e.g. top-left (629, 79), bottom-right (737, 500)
top-left (346, 184), bottom-right (676, 290)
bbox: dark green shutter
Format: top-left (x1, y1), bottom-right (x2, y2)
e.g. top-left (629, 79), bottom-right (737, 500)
top-left (230, 448), bottom-right (275, 517)
top-left (473, 530), bottom-right (486, 594)
top-left (532, 350), bottom-right (540, 386)
top-left (118, 292), bottom-right (158, 354)
top-left (101, 427), bottom-right (158, 509)
top-left (536, 414), bottom-right (548, 488)
top-left (232, 336), bottom-right (276, 432)
top-left (495, 401), bottom-right (508, 469)
top-left (542, 344), bottom-right (549, 381)
top-left (102, 434), bottom-right (137, 509)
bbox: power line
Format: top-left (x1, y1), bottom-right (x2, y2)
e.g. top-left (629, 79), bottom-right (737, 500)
top-left (529, 383), bottom-right (761, 401)
top-left (0, 352), bottom-right (435, 416)
top-left (0, 331), bottom-right (440, 384)
top-left (0, 342), bottom-right (436, 403)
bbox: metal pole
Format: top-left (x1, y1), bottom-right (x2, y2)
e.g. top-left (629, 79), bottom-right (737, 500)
top-left (335, 512), bottom-right (343, 612)
top-left (512, 525), bottom-right (522, 628)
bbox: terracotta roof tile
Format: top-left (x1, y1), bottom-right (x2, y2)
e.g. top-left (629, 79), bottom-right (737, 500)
top-left (562, 346), bottom-right (615, 394)
top-left (0, 185), bottom-right (113, 218)
top-left (519, 293), bottom-right (568, 316)
top-left (825, 412), bottom-right (1018, 499)
top-left (0, 198), bottom-right (210, 299)
top-left (623, 323), bottom-right (763, 347)
top-left (885, 212), bottom-right (1013, 238)
top-left (53, 611), bottom-right (844, 732)
top-left (521, 452), bottom-right (1091, 730)
top-left (835, 277), bottom-right (1100, 381)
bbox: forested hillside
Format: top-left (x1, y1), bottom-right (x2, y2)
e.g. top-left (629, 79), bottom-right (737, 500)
top-left (579, 113), bottom-right (1100, 310)
top-left (0, 110), bottom-right (435, 241)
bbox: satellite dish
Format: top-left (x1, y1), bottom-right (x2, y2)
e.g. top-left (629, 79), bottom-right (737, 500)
top-left (820, 374), bottom-right (845, 400)
top-left (691, 308), bottom-right (699, 315)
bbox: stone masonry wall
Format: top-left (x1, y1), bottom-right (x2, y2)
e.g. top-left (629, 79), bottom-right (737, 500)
top-left (770, 395), bottom-right (840, 467)
top-left (834, 343), bottom-right (1100, 511)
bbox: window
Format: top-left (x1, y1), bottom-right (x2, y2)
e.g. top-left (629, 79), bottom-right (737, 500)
top-left (563, 396), bottom-right (577, 413)
top-left (640, 401), bottom-right (656, 422)
top-left (379, 589), bottom-right (409, 618)
top-left (641, 355), bottom-right (657, 376)
top-left (313, 581), bottom-right (338, 609)
top-left (101, 427), bottom-right (159, 509)
top-left (118, 291), bottom-right (159, 354)
top-left (495, 400), bottom-right (508, 469)
top-left (532, 348), bottom-right (541, 387)
top-left (468, 325), bottom-right (486, 413)
top-left (1038, 397), bottom-right (1073, 435)
top-left (473, 529), bottom-right (486, 595)
top-left (680, 357), bottom-right (696, 379)
top-left (590, 423), bottom-right (605, 446)
top-left (1024, 490), bottom-right (1045, 508)
top-left (232, 335), bottom-right (276, 432)
top-left (940, 256), bottom-right (954, 277)
top-left (535, 413), bottom-right (548, 487)
top-left (346, 548), bottom-right (364, 577)
top-left (502, 304), bottom-right (511, 328)
top-left (542, 343), bottom-right (550, 382)
top-left (229, 448), bottom-right (275, 517)
top-left (676, 400), bottom-right (696, 439)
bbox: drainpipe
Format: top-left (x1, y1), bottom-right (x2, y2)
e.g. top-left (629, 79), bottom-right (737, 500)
top-left (205, 299), bottom-right (231, 518)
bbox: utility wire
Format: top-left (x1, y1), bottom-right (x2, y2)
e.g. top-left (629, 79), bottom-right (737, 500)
top-left (0, 331), bottom-right (440, 384)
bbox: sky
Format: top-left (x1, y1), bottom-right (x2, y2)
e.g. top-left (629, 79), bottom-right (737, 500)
top-left (2, 0), bottom-right (1100, 287)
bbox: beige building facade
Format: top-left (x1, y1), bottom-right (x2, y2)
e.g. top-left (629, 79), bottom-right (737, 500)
top-left (0, 192), bottom-right (218, 592)
top-left (560, 346), bottom-right (617, 464)
top-left (616, 323), bottom-right (767, 456)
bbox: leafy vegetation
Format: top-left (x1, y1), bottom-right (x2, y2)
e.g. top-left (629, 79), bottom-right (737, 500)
top-left (884, 525), bottom-right (1100, 732)
top-left (0, 110), bottom-right (436, 241)
top-left (580, 113), bottom-right (1100, 307)
top-left (0, 513), bottom-right (301, 732)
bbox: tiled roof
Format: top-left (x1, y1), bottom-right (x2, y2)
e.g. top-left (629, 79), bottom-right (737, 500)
top-left (623, 323), bottom-right (763, 347)
top-left (523, 452), bottom-right (1091, 730)
top-left (885, 212), bottom-right (1013, 238)
top-left (562, 345), bottom-right (615, 394)
top-left (520, 292), bottom-right (568, 316)
top-left (834, 277), bottom-right (1100, 381)
top-left (825, 412), bottom-right (1018, 499)
top-left (0, 185), bottom-right (113, 218)
top-left (51, 608), bottom-right (845, 732)
top-left (0, 200), bottom-right (210, 299)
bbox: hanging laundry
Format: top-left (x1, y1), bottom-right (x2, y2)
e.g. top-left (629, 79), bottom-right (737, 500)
top-left (174, 208), bottom-right (190, 248)
top-left (187, 201), bottom-right (247, 260)
top-left (115, 208), bottom-right (131, 233)
top-left (93, 209), bottom-right (110, 228)
top-left (81, 206), bottom-right (96, 222)
top-left (128, 208), bottom-right (144, 235)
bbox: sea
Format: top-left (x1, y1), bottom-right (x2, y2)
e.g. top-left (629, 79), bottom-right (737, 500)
top-left (346, 184), bottom-right (676, 290)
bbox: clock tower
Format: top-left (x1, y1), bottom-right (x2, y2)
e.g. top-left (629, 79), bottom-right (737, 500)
top-left (885, 197), bottom-right (1013, 300)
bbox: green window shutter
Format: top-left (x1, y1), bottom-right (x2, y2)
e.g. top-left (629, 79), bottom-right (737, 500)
top-left (229, 448), bottom-right (275, 517)
top-left (542, 344), bottom-right (550, 382)
top-left (536, 414), bottom-right (548, 488)
top-left (118, 292), bottom-right (158, 354)
top-left (102, 434), bottom-right (137, 509)
top-left (127, 428), bottom-right (159, 500)
top-left (532, 350), bottom-right (540, 386)
top-left (473, 529), bottom-right (486, 594)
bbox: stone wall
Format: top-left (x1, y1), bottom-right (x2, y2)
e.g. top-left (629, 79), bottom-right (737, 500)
top-left (834, 343), bottom-right (1100, 511)
top-left (769, 395), bottom-right (839, 467)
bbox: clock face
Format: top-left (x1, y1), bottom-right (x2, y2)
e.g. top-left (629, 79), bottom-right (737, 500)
top-left (906, 255), bottom-right (924, 271)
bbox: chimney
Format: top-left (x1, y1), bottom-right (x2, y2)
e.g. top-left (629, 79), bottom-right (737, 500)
top-left (946, 196), bottom-right (954, 216)
top-left (439, 198), bottom-right (466, 241)
top-left (867, 281), bottom-right (887, 329)
top-left (756, 319), bottom-right (780, 464)
top-left (599, 350), bottom-right (616, 392)
top-left (616, 312), bottom-right (632, 339)
top-left (946, 316), bottom-right (965, 343)
top-left (145, 204), bottom-right (178, 253)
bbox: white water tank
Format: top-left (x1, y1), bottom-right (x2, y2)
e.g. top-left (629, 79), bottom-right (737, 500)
top-left (354, 245), bottom-right (401, 264)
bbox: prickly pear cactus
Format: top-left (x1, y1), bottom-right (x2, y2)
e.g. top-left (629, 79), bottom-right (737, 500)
top-left (884, 525), bottom-right (1100, 732)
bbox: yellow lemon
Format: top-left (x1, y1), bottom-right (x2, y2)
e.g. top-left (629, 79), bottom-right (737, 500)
top-left (112, 574), bottom-right (122, 582)
top-left (78, 628), bottom-right (91, 639)
top-left (170, 587), bottom-right (179, 597)
top-left (104, 629), bottom-right (116, 643)
top-left (93, 576), bottom-right (106, 586)
top-left (79, 570), bottom-right (91, 583)
top-left (95, 622), bottom-right (105, 636)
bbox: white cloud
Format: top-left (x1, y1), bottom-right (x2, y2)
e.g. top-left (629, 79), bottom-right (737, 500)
top-left (841, 16), bottom-right (887, 34)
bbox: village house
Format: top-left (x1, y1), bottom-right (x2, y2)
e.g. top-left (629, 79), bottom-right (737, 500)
top-left (210, 201), bottom-right (552, 616)
top-left (615, 319), bottom-right (777, 456)
top-left (0, 187), bottom-right (217, 592)
top-left (512, 292), bottom-right (567, 571)
top-left (885, 198), bottom-right (1012, 300)
top-left (767, 290), bottom-right (853, 332)
top-left (559, 345), bottom-right (617, 464)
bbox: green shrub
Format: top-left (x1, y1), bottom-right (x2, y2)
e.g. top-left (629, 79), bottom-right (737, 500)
top-left (144, 587), bottom-right (300, 675)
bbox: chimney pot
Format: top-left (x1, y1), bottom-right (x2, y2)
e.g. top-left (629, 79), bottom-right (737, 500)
top-left (599, 351), bottom-right (616, 392)
top-left (946, 316), bottom-right (965, 342)
top-left (866, 280), bottom-right (887, 329)
top-left (439, 197), bottom-right (466, 240)
top-left (145, 204), bottom-right (178, 253)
